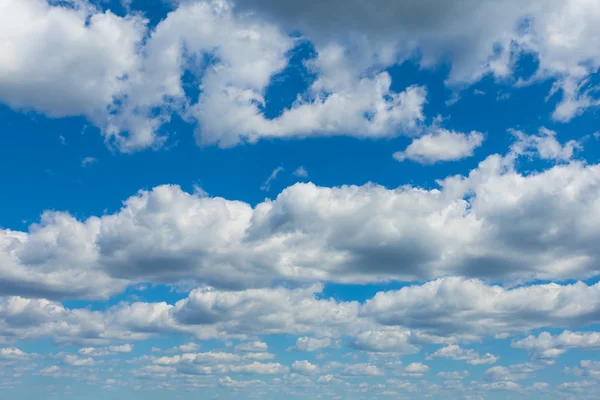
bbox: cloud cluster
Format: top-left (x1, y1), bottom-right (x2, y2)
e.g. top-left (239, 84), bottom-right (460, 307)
top-left (512, 331), bottom-right (600, 360)
top-left (2, 0), bottom-right (599, 151)
top-left (3, 148), bottom-right (600, 299)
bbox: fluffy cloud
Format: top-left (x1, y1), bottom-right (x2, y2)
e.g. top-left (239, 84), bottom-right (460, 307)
top-left (403, 362), bottom-right (430, 377)
top-left (361, 278), bottom-right (600, 338)
top-left (393, 128), bottom-right (484, 164)
top-left (78, 344), bottom-right (133, 357)
top-left (349, 330), bottom-right (419, 354)
top-left (152, 351), bottom-right (288, 376)
top-left (291, 360), bottom-right (319, 375)
top-left (0, 0), bottom-right (427, 151)
top-left (566, 360), bottom-right (600, 380)
top-left (512, 331), bottom-right (600, 360)
top-left (484, 363), bottom-right (540, 381)
top-left (0, 0), bottom-right (598, 155)
top-left (5, 145), bottom-right (600, 299)
top-left (427, 345), bottom-right (498, 365)
top-left (0, 296), bottom-right (148, 345)
top-left (234, 0), bottom-right (600, 120)
top-left (509, 127), bottom-right (582, 162)
top-left (289, 337), bottom-right (331, 352)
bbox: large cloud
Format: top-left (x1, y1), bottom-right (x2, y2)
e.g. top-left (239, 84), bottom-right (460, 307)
top-left (233, 0), bottom-right (600, 120)
top-left (3, 145), bottom-right (600, 299)
top-left (2, 0), bottom-right (598, 152)
top-left (361, 278), bottom-right (600, 338)
top-left (0, 0), bottom-right (426, 150)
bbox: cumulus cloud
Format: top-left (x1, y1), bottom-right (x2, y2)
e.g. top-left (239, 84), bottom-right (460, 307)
top-left (78, 344), bottom-right (133, 357)
top-left (349, 330), bottom-right (419, 354)
top-left (291, 360), bottom-right (319, 375)
top-left (565, 360), bottom-right (600, 380)
top-left (509, 127), bottom-right (582, 162)
top-left (5, 144), bottom-right (600, 299)
top-left (1, 0), bottom-right (599, 154)
top-left (512, 331), bottom-right (600, 360)
top-left (293, 166), bottom-right (308, 178)
top-left (361, 278), bottom-right (600, 338)
top-left (427, 345), bottom-right (499, 365)
top-left (393, 128), bottom-right (484, 164)
top-left (234, 0), bottom-right (600, 121)
top-left (289, 337), bottom-right (331, 352)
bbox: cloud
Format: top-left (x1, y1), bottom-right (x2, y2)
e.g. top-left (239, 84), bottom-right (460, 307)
top-left (393, 128), bottom-right (484, 164)
top-left (260, 167), bottom-right (284, 192)
top-left (63, 354), bottom-right (94, 367)
top-left (427, 345), bottom-right (499, 365)
top-left (152, 351), bottom-right (288, 376)
top-left (484, 364), bottom-right (540, 381)
top-left (342, 363), bottom-right (382, 376)
top-left (361, 278), bottom-right (600, 339)
top-left (512, 331), bottom-right (600, 360)
top-left (437, 370), bottom-right (469, 380)
top-left (349, 330), bottom-right (419, 354)
top-left (234, 342), bottom-right (268, 353)
top-left (2, 0), bottom-right (600, 154)
top-left (234, 0), bottom-right (600, 121)
top-left (565, 360), bottom-right (600, 380)
top-left (78, 344), bottom-right (133, 357)
top-left (293, 166), bottom-right (308, 178)
top-left (289, 337), bottom-right (331, 352)
top-left (81, 157), bottom-right (97, 167)
top-left (291, 360), bottom-right (319, 375)
top-left (403, 362), bottom-right (429, 377)
top-left (509, 127), bottom-right (582, 162)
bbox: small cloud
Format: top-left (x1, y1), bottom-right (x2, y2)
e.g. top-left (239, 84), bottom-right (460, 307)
top-left (293, 166), bottom-right (308, 178)
top-left (59, 135), bottom-right (66, 145)
top-left (473, 89), bottom-right (486, 96)
top-left (497, 91), bottom-right (511, 101)
top-left (260, 166), bottom-right (284, 192)
top-left (445, 91), bottom-right (461, 106)
top-left (81, 157), bottom-right (97, 167)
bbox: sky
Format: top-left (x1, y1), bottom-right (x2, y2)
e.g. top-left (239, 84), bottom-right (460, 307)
top-left (1, 0), bottom-right (600, 399)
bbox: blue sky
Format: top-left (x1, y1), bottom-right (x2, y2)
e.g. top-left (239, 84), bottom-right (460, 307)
top-left (1, 0), bottom-right (600, 399)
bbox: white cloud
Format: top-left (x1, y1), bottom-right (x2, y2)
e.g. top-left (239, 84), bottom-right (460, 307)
top-left (362, 278), bottom-right (600, 339)
top-left (1, 0), bottom-right (599, 154)
top-left (235, 342), bottom-right (268, 353)
top-left (349, 330), bottom-right (419, 354)
top-left (6, 143), bottom-right (600, 299)
top-left (427, 345), bottom-right (498, 365)
top-left (403, 362), bottom-right (429, 377)
top-left (509, 127), bottom-right (582, 162)
top-left (260, 167), bottom-right (284, 192)
top-left (565, 360), bottom-right (600, 380)
top-left (512, 331), bottom-right (600, 360)
top-left (234, 0), bottom-right (600, 121)
top-left (78, 344), bottom-right (133, 357)
top-left (291, 360), bottom-right (319, 375)
top-left (63, 354), bottom-right (94, 367)
top-left (293, 166), bottom-right (308, 178)
top-left (393, 128), bottom-right (484, 164)
top-left (437, 370), bottom-right (469, 380)
top-left (342, 363), bottom-right (382, 376)
top-left (484, 363), bottom-right (540, 381)
top-left (289, 337), bottom-right (331, 352)
top-left (81, 157), bottom-right (97, 167)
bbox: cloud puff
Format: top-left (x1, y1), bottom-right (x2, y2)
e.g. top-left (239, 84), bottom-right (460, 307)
top-left (361, 278), bottom-right (600, 338)
top-left (512, 331), bottom-right (600, 360)
top-left (427, 345), bottom-right (499, 365)
top-left (4, 145), bottom-right (600, 299)
top-left (393, 128), bottom-right (484, 164)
